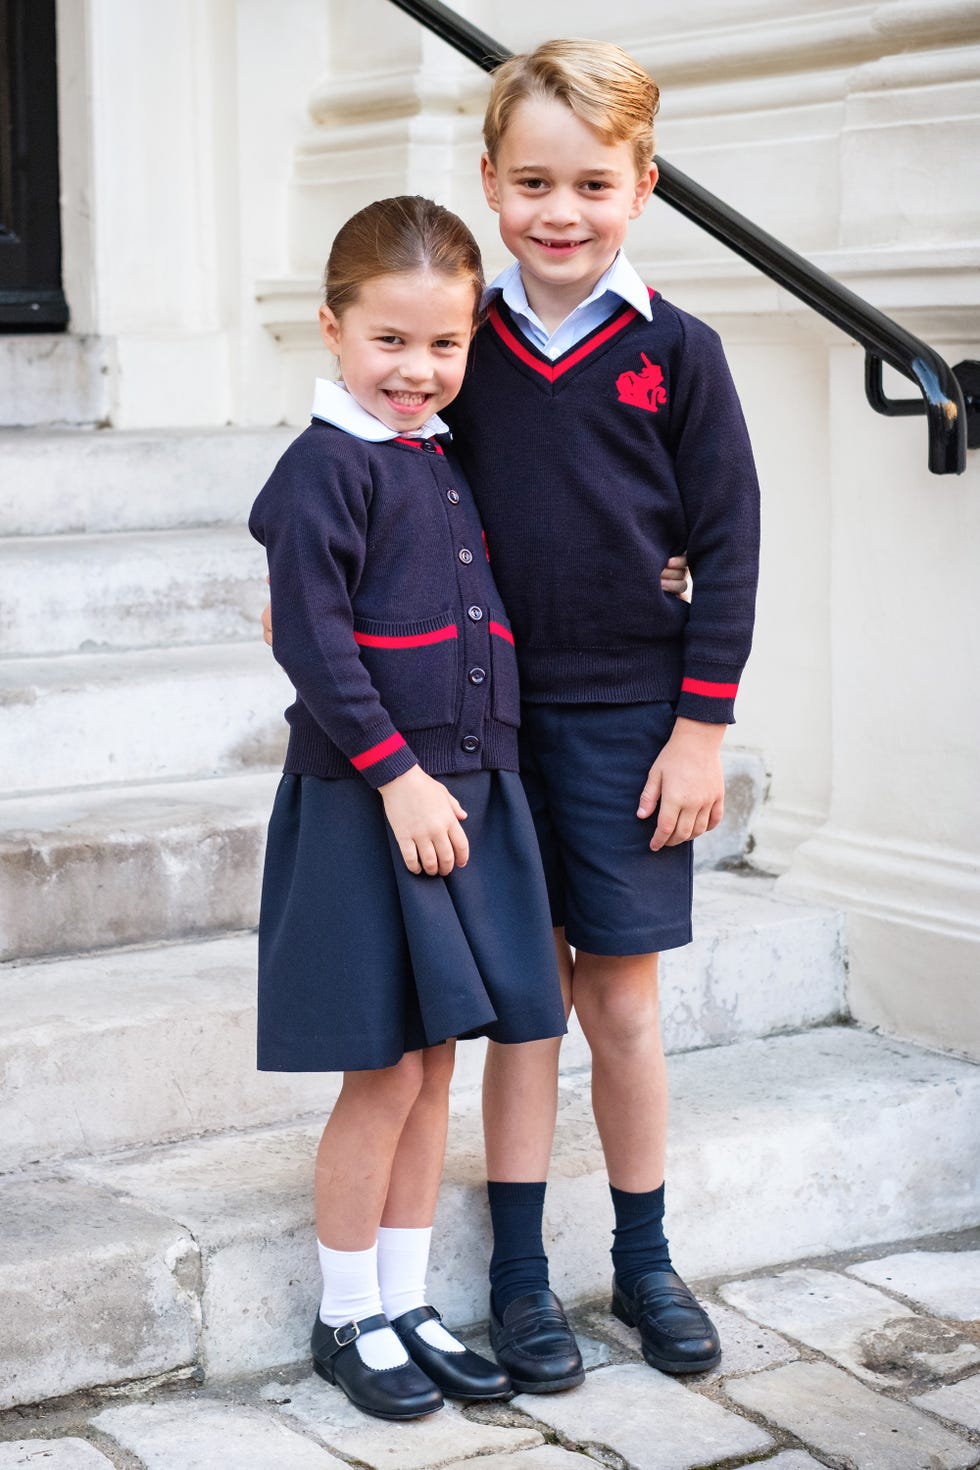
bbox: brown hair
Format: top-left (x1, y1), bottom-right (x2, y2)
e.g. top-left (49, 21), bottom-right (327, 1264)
top-left (324, 195), bottom-right (484, 326)
top-left (483, 39), bottom-right (659, 177)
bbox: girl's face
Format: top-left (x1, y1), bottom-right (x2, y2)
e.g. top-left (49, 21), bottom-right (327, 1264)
top-left (319, 270), bottom-right (477, 433)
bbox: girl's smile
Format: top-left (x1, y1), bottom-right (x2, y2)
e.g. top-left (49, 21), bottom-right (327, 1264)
top-left (319, 271), bottom-right (477, 434)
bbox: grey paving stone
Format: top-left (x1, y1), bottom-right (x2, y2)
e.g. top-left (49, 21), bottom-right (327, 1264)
top-left (759, 1456), bottom-right (825, 1470)
top-left (912, 1374), bottom-right (980, 1433)
top-left (849, 1251), bottom-right (980, 1321)
top-left (442, 1450), bottom-right (597, 1470)
top-left (92, 1399), bottom-right (347, 1468)
top-left (514, 1362), bottom-right (771, 1470)
top-left (0, 1443), bottom-right (114, 1469)
top-left (719, 1267), bottom-right (980, 1386)
top-left (727, 1361), bottom-right (979, 1470)
top-left (262, 1374), bottom-right (542, 1469)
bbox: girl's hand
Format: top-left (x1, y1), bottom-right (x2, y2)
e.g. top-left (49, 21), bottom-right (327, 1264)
top-left (661, 553), bottom-right (691, 601)
top-left (380, 765), bottom-right (469, 876)
top-left (261, 576), bottom-right (273, 647)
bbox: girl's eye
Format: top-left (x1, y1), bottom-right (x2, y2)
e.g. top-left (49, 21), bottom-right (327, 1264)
top-left (377, 335), bottom-right (403, 345)
top-left (433, 339), bottom-right (461, 351)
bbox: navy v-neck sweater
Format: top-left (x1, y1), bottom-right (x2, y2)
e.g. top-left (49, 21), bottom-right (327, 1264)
top-left (445, 291), bottom-right (760, 724)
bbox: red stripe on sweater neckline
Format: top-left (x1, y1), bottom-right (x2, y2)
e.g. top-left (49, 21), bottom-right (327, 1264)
top-left (487, 290), bottom-right (654, 383)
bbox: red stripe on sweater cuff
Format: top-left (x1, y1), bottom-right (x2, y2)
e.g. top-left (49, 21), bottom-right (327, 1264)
top-left (351, 733), bottom-right (406, 770)
top-left (681, 677), bottom-right (739, 698)
top-left (488, 621), bottom-right (515, 645)
top-left (354, 626), bottom-right (457, 649)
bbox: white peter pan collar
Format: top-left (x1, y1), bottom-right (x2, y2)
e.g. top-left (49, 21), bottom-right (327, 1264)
top-left (311, 378), bottom-right (450, 442)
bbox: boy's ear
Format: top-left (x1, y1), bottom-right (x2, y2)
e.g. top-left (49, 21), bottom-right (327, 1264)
top-left (481, 152), bottom-right (501, 213)
top-left (630, 162), bottom-right (659, 220)
top-left (319, 304), bottom-right (342, 355)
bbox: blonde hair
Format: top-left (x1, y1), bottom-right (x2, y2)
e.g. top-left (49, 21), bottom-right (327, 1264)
top-left (324, 196), bottom-right (484, 326)
top-left (483, 39), bottom-right (659, 178)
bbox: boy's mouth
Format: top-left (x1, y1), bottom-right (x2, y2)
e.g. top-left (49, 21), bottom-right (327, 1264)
top-left (531, 238), bottom-right (586, 253)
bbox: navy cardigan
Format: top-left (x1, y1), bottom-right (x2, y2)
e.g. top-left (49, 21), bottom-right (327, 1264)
top-left (249, 422), bottom-right (521, 789)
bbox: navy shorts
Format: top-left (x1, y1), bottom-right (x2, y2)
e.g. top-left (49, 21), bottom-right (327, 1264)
top-left (517, 701), bottom-right (694, 957)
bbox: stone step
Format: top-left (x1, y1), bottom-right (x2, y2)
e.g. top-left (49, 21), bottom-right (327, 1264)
top-left (0, 754), bottom-right (766, 963)
top-left (2, 1026), bottom-right (976, 1408)
top-left (0, 426), bottom-right (293, 536)
top-left (0, 642), bottom-right (291, 795)
top-left (0, 526), bottom-right (269, 656)
top-left (0, 771), bottom-right (277, 963)
top-left (0, 872), bottom-right (844, 1171)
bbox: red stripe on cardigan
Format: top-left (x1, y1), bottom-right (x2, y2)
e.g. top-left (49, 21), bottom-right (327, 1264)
top-left (488, 621), bottom-right (515, 645)
top-left (354, 626), bottom-right (458, 649)
top-left (351, 732), bottom-right (407, 770)
top-left (487, 300), bottom-right (641, 383)
top-left (681, 677), bottom-right (739, 698)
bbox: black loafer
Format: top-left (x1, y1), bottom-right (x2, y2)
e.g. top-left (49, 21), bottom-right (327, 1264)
top-left (611, 1270), bottom-right (721, 1374)
top-left (391, 1304), bottom-right (512, 1401)
top-left (488, 1288), bottom-right (585, 1394)
top-left (311, 1311), bottom-right (444, 1420)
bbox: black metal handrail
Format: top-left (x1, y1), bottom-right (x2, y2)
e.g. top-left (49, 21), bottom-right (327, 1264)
top-left (388, 0), bottom-right (975, 475)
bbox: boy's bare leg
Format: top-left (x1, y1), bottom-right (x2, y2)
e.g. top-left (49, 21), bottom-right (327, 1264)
top-left (572, 947), bottom-right (721, 1373)
top-left (569, 950), bottom-right (667, 1190)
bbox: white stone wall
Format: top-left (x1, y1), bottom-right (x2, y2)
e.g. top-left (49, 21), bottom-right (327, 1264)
top-left (50, 0), bottom-right (980, 1054)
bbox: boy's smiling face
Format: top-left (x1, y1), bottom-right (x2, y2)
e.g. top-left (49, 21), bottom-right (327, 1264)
top-left (481, 95), bottom-right (657, 331)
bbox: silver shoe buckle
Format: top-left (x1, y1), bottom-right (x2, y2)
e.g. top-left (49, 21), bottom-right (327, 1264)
top-left (333, 1321), bottom-right (359, 1348)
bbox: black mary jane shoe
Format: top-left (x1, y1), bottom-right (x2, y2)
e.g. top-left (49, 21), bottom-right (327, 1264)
top-left (311, 1311), bottom-right (444, 1420)
top-left (391, 1304), bottom-right (512, 1401)
top-left (488, 1288), bottom-right (585, 1394)
top-left (611, 1270), bottom-right (722, 1374)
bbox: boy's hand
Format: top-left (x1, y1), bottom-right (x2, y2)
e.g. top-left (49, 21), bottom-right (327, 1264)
top-left (661, 553), bottom-right (691, 601)
top-left (637, 718), bottom-right (725, 851)
top-left (380, 765), bottom-right (469, 876)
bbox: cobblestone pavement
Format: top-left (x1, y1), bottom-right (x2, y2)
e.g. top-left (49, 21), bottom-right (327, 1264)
top-left (3, 1230), bottom-right (978, 1470)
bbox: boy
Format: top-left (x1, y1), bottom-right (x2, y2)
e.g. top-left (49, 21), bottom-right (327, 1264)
top-left (443, 39), bottom-right (759, 1389)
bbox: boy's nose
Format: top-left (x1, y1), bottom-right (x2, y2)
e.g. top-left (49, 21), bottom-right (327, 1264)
top-left (541, 189), bottom-right (580, 226)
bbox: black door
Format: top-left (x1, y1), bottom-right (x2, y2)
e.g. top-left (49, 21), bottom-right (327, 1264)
top-left (0, 0), bottom-right (68, 329)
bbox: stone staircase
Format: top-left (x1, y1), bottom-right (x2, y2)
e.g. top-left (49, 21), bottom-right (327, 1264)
top-left (2, 424), bottom-right (978, 1414)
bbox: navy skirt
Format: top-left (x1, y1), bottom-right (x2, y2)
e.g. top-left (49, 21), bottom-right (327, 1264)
top-left (257, 769), bottom-right (566, 1072)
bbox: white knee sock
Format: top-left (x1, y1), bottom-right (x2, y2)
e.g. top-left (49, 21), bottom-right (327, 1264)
top-left (317, 1239), bottom-right (409, 1370)
top-left (377, 1226), bottom-right (466, 1354)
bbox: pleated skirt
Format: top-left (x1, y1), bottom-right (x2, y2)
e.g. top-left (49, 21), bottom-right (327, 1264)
top-left (256, 769), bottom-right (566, 1072)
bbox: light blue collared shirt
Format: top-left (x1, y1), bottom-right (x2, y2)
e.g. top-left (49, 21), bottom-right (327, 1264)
top-left (482, 252), bottom-right (653, 360)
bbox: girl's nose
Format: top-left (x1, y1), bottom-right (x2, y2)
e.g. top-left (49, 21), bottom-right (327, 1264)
top-left (399, 350), bottom-right (434, 383)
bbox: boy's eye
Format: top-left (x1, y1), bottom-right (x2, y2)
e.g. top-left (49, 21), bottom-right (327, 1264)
top-left (519, 178), bottom-right (547, 191)
top-left (582, 180), bottom-right (610, 192)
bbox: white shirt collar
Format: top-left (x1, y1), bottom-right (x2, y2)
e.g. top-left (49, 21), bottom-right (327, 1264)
top-left (483, 251), bottom-right (653, 326)
top-left (310, 378), bottom-right (449, 442)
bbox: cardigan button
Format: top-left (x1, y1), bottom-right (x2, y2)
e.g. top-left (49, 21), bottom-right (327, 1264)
top-left (446, 488), bottom-right (460, 504)
top-left (468, 667), bottom-right (487, 685)
top-left (421, 439), bottom-right (437, 453)
top-left (461, 735), bottom-right (481, 753)
top-left (467, 605), bottom-right (483, 622)
top-left (458, 548), bottom-right (473, 564)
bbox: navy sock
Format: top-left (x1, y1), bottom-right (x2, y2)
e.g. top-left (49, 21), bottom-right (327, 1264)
top-left (609, 1183), bottom-right (673, 1292)
top-left (486, 1180), bottom-right (549, 1316)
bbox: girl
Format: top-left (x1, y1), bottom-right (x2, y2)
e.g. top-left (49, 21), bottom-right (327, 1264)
top-left (249, 195), bottom-right (568, 1421)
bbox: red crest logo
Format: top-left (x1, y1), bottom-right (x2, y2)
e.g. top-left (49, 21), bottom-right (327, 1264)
top-left (616, 353), bottom-right (667, 413)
